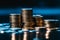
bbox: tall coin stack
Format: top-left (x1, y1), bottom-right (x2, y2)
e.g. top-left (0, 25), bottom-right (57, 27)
top-left (9, 14), bottom-right (23, 40)
top-left (21, 8), bottom-right (35, 40)
top-left (21, 8), bottom-right (35, 29)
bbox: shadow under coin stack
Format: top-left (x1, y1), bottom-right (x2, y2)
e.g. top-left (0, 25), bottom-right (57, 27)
top-left (21, 8), bottom-right (36, 40)
top-left (33, 15), bottom-right (46, 40)
top-left (10, 14), bottom-right (23, 40)
top-left (44, 19), bottom-right (59, 40)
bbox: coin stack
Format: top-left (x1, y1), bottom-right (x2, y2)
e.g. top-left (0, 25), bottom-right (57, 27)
top-left (33, 15), bottom-right (46, 40)
top-left (44, 19), bottom-right (59, 28)
top-left (10, 14), bottom-right (22, 28)
top-left (21, 8), bottom-right (35, 29)
top-left (9, 14), bottom-right (23, 40)
top-left (44, 19), bottom-right (59, 40)
top-left (33, 15), bottom-right (44, 27)
top-left (21, 8), bottom-right (36, 40)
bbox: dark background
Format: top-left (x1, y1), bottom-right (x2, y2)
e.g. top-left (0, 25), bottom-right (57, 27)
top-left (0, 0), bottom-right (60, 8)
top-left (0, 1), bottom-right (60, 40)
top-left (0, 0), bottom-right (60, 23)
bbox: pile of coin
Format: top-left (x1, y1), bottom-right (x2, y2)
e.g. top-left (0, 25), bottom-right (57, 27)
top-left (33, 15), bottom-right (44, 27)
top-left (9, 14), bottom-right (23, 40)
top-left (21, 8), bottom-right (35, 29)
top-left (9, 8), bottom-right (60, 40)
top-left (21, 8), bottom-right (36, 40)
top-left (9, 14), bottom-right (22, 28)
top-left (44, 19), bottom-right (59, 40)
top-left (44, 19), bottom-right (59, 28)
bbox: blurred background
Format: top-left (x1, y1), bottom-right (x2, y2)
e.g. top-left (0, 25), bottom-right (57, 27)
top-left (0, 0), bottom-right (60, 40)
top-left (0, 0), bottom-right (60, 23)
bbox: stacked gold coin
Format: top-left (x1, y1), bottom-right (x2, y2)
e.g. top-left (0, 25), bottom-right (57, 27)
top-left (10, 14), bottom-right (22, 28)
top-left (33, 15), bottom-right (44, 27)
top-left (33, 15), bottom-right (45, 40)
top-left (10, 14), bottom-right (23, 40)
top-left (44, 19), bottom-right (59, 28)
top-left (21, 8), bottom-right (35, 29)
top-left (44, 19), bottom-right (59, 40)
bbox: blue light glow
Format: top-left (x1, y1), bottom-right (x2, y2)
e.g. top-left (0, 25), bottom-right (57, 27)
top-left (0, 8), bottom-right (60, 15)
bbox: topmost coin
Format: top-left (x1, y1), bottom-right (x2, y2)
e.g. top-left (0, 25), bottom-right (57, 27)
top-left (22, 8), bottom-right (32, 10)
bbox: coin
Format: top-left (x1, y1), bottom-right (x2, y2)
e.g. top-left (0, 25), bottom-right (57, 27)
top-left (33, 15), bottom-right (44, 27)
top-left (10, 14), bottom-right (22, 28)
top-left (21, 8), bottom-right (35, 29)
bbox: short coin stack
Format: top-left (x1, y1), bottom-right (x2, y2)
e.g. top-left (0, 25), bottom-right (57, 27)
top-left (9, 14), bottom-right (23, 40)
top-left (44, 19), bottom-right (59, 40)
top-left (10, 14), bottom-right (22, 28)
top-left (33, 15), bottom-right (44, 27)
